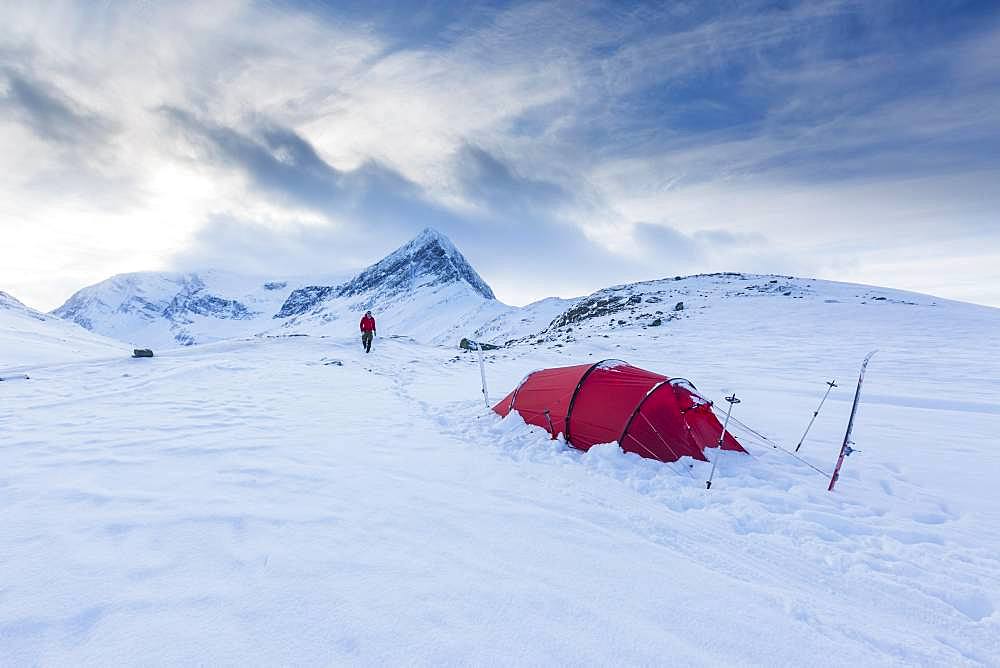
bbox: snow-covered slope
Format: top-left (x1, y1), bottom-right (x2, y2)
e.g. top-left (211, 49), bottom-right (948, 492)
top-left (271, 228), bottom-right (512, 345)
top-left (3, 283), bottom-right (998, 664)
top-left (0, 290), bottom-right (128, 369)
top-left (471, 295), bottom-right (581, 344)
top-left (510, 271), bottom-right (956, 347)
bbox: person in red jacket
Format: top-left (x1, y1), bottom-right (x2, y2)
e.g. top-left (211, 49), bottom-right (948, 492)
top-left (360, 311), bottom-right (376, 353)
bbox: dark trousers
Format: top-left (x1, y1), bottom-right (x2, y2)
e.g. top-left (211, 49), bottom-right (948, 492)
top-left (361, 331), bottom-right (373, 353)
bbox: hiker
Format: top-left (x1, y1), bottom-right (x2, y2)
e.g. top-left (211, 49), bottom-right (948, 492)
top-left (360, 311), bottom-right (376, 353)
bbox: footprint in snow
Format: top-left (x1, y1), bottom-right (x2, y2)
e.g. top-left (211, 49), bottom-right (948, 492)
top-left (932, 588), bottom-right (995, 622)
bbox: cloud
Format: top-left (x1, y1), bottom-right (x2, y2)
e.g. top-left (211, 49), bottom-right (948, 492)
top-left (2, 0), bottom-right (1000, 310)
top-left (632, 223), bottom-right (703, 262)
top-left (455, 144), bottom-right (570, 216)
top-left (0, 68), bottom-right (113, 145)
top-left (157, 109), bottom-right (629, 301)
top-left (159, 106), bottom-right (458, 237)
top-left (169, 214), bottom-right (367, 279)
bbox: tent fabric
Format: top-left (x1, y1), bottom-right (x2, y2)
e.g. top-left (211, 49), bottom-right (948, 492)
top-left (492, 360), bottom-right (746, 463)
top-left (670, 379), bottom-right (744, 452)
top-left (495, 364), bottom-right (592, 436)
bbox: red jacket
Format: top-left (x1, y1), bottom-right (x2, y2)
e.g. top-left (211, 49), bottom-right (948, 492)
top-left (360, 314), bottom-right (376, 333)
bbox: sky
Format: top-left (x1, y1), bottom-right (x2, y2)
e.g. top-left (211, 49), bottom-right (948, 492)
top-left (2, 0), bottom-right (999, 310)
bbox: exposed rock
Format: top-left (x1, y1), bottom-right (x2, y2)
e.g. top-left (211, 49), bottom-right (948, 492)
top-left (163, 277), bottom-right (256, 323)
top-left (548, 294), bottom-right (633, 328)
top-left (459, 338), bottom-right (500, 351)
top-left (336, 228), bottom-right (494, 301)
top-left (275, 286), bottom-right (336, 318)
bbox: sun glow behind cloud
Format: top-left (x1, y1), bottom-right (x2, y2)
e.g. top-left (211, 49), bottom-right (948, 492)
top-left (1, 0), bottom-right (998, 310)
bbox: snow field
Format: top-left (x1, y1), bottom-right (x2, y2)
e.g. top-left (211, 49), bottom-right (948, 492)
top-left (3, 280), bottom-right (1000, 665)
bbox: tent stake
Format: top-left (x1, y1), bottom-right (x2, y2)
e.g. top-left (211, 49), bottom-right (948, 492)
top-left (794, 379), bottom-right (838, 452)
top-left (543, 409), bottom-right (556, 439)
top-left (706, 394), bottom-right (740, 490)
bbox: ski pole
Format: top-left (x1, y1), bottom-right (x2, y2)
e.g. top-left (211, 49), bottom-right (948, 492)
top-left (473, 341), bottom-right (490, 407)
top-left (795, 380), bottom-right (837, 452)
top-left (706, 394), bottom-right (740, 490)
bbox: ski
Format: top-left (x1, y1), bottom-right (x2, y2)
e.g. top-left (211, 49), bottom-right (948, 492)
top-left (828, 351), bottom-right (877, 492)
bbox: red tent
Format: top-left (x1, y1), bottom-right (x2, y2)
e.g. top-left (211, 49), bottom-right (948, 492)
top-left (493, 360), bottom-right (745, 463)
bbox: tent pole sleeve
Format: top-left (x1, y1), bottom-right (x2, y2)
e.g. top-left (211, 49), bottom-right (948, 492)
top-left (618, 380), bottom-right (669, 447)
top-left (506, 371), bottom-right (535, 413)
top-left (563, 359), bottom-right (625, 445)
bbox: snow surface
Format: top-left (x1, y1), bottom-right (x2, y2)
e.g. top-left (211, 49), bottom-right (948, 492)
top-left (3, 275), bottom-right (999, 665)
top-left (1, 291), bottom-right (127, 368)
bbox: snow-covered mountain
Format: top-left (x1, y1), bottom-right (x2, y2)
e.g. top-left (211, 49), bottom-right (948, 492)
top-left (52, 270), bottom-right (341, 349)
top-left (0, 290), bottom-right (127, 369)
top-left (47, 228), bottom-right (974, 356)
top-left (50, 228), bottom-right (544, 349)
top-left (506, 271), bottom-right (944, 347)
top-left (271, 228), bottom-right (513, 344)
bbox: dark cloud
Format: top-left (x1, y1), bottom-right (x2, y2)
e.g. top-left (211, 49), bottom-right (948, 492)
top-left (161, 106), bottom-right (341, 208)
top-left (456, 144), bottom-right (570, 216)
top-left (160, 106), bottom-right (460, 237)
top-left (0, 69), bottom-right (113, 145)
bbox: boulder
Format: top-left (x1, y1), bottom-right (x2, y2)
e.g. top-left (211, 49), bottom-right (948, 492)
top-left (460, 338), bottom-right (499, 351)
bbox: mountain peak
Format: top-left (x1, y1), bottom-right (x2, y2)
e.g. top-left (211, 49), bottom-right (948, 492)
top-left (333, 228), bottom-right (495, 301)
top-left (396, 227), bottom-right (464, 266)
top-left (413, 226), bottom-right (451, 246)
top-left (272, 228), bottom-right (496, 320)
